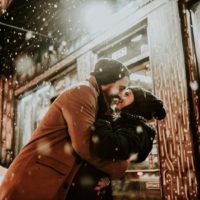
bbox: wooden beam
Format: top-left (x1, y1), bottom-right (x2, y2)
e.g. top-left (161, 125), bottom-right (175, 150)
top-left (14, 59), bottom-right (74, 96)
top-left (0, 77), bottom-right (4, 163)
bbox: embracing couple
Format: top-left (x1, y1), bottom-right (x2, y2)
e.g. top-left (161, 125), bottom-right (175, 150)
top-left (0, 58), bottom-right (166, 200)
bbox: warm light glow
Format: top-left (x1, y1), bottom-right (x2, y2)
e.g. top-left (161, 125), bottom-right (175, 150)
top-left (83, 2), bottom-right (112, 32)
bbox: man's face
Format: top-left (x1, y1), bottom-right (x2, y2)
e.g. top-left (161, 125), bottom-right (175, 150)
top-left (101, 76), bottom-right (129, 104)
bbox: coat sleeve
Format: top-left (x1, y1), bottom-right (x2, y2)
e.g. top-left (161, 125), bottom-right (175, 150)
top-left (55, 84), bottom-right (129, 179)
top-left (90, 116), bottom-right (156, 162)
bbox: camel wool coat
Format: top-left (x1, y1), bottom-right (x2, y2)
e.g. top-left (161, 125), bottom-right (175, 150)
top-left (0, 76), bottom-right (128, 200)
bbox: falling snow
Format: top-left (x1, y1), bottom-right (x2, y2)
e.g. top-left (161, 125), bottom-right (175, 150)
top-left (61, 41), bottom-right (67, 46)
top-left (25, 31), bottom-right (34, 40)
top-left (190, 80), bottom-right (198, 91)
top-left (91, 135), bottom-right (99, 144)
top-left (48, 32), bottom-right (52, 37)
top-left (49, 45), bottom-right (54, 51)
top-left (0, 2), bottom-right (198, 199)
top-left (136, 125), bottom-right (143, 134)
top-left (91, 125), bottom-right (95, 131)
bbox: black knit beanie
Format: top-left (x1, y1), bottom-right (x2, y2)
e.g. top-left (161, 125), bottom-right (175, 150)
top-left (90, 58), bottom-right (129, 85)
top-left (121, 86), bottom-right (166, 120)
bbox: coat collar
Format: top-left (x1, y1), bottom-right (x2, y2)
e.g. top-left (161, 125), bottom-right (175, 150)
top-left (87, 75), bottom-right (111, 118)
top-left (87, 75), bottom-right (100, 95)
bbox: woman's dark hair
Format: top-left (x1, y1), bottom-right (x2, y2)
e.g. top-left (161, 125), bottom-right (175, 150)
top-left (121, 86), bottom-right (166, 120)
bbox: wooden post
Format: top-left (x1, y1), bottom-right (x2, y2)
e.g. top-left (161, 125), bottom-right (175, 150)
top-left (0, 75), bottom-right (15, 167)
top-left (148, 1), bottom-right (198, 199)
top-left (0, 76), bottom-right (3, 163)
top-left (178, 0), bottom-right (200, 195)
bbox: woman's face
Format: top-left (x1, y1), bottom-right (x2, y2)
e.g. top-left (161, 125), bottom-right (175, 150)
top-left (115, 88), bottom-right (134, 110)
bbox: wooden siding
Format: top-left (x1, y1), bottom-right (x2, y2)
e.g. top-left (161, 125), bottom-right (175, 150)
top-left (0, 75), bottom-right (15, 166)
top-left (148, 1), bottom-right (198, 199)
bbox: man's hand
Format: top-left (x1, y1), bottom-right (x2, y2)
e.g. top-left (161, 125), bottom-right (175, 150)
top-left (94, 177), bottom-right (111, 195)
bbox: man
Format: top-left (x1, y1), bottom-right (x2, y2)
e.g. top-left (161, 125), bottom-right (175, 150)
top-left (0, 58), bottom-right (130, 200)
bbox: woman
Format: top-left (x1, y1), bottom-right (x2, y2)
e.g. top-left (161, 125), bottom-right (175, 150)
top-left (67, 86), bottom-right (166, 200)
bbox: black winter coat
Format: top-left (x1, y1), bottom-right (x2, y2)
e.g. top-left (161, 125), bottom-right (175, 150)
top-left (90, 112), bottom-right (156, 163)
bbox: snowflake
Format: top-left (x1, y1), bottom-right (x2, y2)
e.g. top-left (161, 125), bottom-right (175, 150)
top-left (91, 135), bottom-right (99, 144)
top-left (49, 45), bottom-right (54, 51)
top-left (190, 80), bottom-right (198, 91)
top-left (91, 125), bottom-right (95, 131)
top-left (25, 31), bottom-right (33, 40)
top-left (136, 125), bottom-right (143, 134)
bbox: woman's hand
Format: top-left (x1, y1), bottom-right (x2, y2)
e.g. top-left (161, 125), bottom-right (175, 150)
top-left (94, 177), bottom-right (111, 195)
